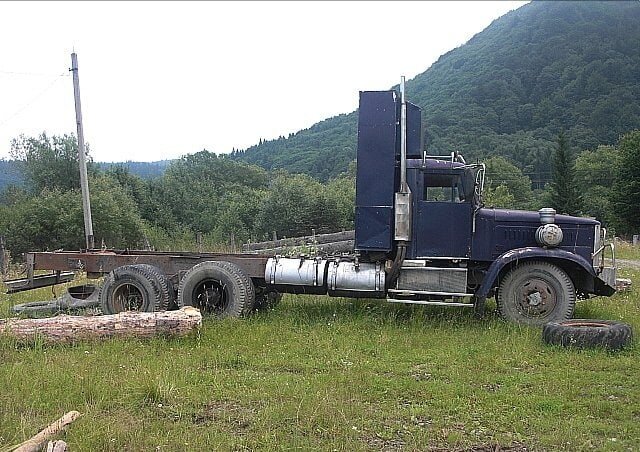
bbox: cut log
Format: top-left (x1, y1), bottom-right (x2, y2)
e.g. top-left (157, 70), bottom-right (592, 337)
top-left (46, 440), bottom-right (68, 452)
top-left (46, 441), bottom-right (68, 452)
top-left (13, 411), bottom-right (80, 452)
top-left (0, 307), bottom-right (202, 345)
top-left (255, 239), bottom-right (354, 256)
top-left (243, 230), bottom-right (354, 252)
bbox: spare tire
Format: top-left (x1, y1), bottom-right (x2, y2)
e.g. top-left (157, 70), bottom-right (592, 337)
top-left (99, 264), bottom-right (173, 314)
top-left (177, 261), bottom-right (255, 318)
top-left (543, 319), bottom-right (633, 351)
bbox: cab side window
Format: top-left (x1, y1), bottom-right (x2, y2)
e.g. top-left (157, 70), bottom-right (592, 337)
top-left (424, 174), bottom-right (464, 202)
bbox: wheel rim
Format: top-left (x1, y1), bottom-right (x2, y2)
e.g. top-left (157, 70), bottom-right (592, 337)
top-left (516, 277), bottom-right (557, 319)
top-left (112, 282), bottom-right (146, 312)
top-left (192, 279), bottom-right (228, 315)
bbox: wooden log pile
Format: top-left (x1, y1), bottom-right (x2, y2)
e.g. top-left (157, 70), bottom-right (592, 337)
top-left (243, 230), bottom-right (355, 255)
top-left (0, 307), bottom-right (202, 345)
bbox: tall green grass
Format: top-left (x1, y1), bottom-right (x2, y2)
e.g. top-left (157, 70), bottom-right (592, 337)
top-left (0, 270), bottom-right (638, 450)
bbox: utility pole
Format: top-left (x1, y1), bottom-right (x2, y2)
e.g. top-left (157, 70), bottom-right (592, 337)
top-left (70, 52), bottom-right (94, 249)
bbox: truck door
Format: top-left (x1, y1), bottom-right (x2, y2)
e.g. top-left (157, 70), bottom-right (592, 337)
top-left (411, 170), bottom-right (473, 258)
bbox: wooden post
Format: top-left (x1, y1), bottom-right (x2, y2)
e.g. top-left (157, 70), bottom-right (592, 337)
top-left (0, 235), bottom-right (6, 278)
top-left (70, 53), bottom-right (94, 250)
top-left (230, 232), bottom-right (236, 253)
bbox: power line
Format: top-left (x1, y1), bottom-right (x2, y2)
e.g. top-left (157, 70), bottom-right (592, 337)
top-left (0, 73), bottom-right (68, 128)
top-left (0, 70), bottom-right (68, 77)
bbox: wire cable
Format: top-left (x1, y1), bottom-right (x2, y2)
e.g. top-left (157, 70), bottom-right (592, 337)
top-left (0, 72), bottom-right (68, 128)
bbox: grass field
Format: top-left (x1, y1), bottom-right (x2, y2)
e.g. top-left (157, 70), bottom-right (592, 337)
top-left (615, 240), bottom-right (640, 261)
top-left (0, 269), bottom-right (638, 451)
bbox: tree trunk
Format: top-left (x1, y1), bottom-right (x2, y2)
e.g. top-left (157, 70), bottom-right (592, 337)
top-left (0, 307), bottom-right (202, 345)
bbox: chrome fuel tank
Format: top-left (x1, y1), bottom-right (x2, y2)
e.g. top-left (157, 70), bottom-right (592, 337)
top-left (327, 261), bottom-right (386, 298)
top-left (265, 257), bottom-right (328, 294)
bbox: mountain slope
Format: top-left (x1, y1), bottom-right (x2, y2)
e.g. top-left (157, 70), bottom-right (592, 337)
top-left (235, 1), bottom-right (640, 181)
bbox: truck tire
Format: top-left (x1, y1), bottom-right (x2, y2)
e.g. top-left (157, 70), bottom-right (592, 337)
top-left (12, 284), bottom-right (101, 317)
top-left (177, 261), bottom-right (255, 318)
top-left (543, 319), bottom-right (633, 350)
top-left (497, 260), bottom-right (575, 326)
top-left (99, 264), bottom-right (173, 315)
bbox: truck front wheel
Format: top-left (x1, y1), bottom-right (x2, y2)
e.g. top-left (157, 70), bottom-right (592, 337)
top-left (497, 261), bottom-right (575, 326)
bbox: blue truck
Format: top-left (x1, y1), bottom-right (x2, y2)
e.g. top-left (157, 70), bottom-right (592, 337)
top-left (6, 81), bottom-right (617, 326)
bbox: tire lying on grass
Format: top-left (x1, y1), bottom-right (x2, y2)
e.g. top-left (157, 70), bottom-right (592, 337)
top-left (177, 261), bottom-right (255, 318)
top-left (12, 284), bottom-right (100, 317)
top-left (99, 264), bottom-right (173, 314)
top-left (542, 319), bottom-right (633, 351)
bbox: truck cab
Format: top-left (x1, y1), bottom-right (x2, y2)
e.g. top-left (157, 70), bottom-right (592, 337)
top-left (350, 87), bottom-right (617, 325)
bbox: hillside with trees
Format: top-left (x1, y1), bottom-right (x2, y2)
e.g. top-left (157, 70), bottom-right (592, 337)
top-left (233, 1), bottom-right (640, 185)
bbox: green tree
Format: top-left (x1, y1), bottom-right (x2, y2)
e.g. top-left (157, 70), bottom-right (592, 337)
top-left (483, 156), bottom-right (533, 209)
top-left (9, 133), bottom-right (94, 192)
top-left (574, 145), bottom-right (619, 227)
top-left (484, 184), bottom-right (517, 209)
top-left (550, 134), bottom-right (581, 215)
top-left (4, 175), bottom-right (146, 256)
top-left (156, 151), bottom-right (269, 234)
top-left (256, 173), bottom-right (344, 239)
top-left (611, 130), bottom-right (640, 234)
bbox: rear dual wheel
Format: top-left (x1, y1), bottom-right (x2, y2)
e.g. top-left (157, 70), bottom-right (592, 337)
top-left (99, 264), bottom-right (173, 314)
top-left (177, 261), bottom-right (255, 318)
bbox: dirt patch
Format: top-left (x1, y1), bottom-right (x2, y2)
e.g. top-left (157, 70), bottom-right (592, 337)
top-left (429, 443), bottom-right (529, 451)
top-left (361, 434), bottom-right (406, 451)
top-left (192, 400), bottom-right (258, 432)
top-left (617, 259), bottom-right (640, 270)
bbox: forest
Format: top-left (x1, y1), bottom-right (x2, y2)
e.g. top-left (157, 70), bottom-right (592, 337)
top-left (0, 127), bottom-right (639, 261)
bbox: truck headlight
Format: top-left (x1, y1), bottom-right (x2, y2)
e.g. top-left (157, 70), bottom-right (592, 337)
top-left (536, 224), bottom-right (563, 247)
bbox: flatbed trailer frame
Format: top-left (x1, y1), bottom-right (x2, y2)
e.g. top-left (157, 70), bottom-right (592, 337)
top-left (5, 250), bottom-right (270, 294)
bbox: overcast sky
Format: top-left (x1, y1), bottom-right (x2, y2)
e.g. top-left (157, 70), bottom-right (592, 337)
top-left (0, 1), bottom-right (527, 163)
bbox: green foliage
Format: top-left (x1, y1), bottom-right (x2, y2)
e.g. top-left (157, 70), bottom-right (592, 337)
top-left (233, 113), bottom-right (358, 182)
top-left (9, 133), bottom-right (95, 192)
top-left (2, 175), bottom-right (146, 256)
top-left (153, 151), bottom-right (269, 236)
top-left (0, 159), bottom-right (24, 191)
top-left (483, 156), bottom-right (533, 209)
top-left (255, 173), bottom-right (349, 239)
top-left (574, 145), bottom-right (620, 227)
top-left (484, 184), bottom-right (516, 209)
top-left (612, 130), bottom-right (640, 234)
top-left (550, 134), bottom-right (582, 215)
